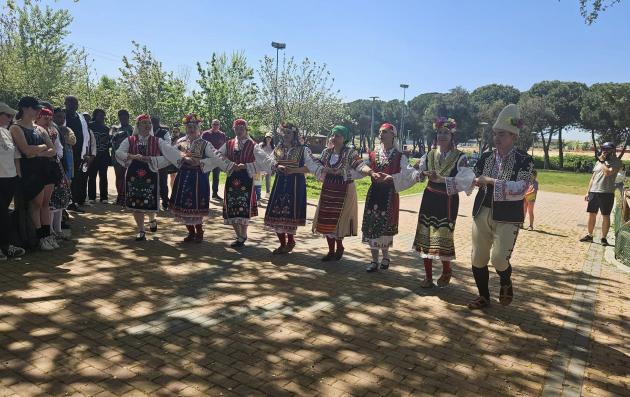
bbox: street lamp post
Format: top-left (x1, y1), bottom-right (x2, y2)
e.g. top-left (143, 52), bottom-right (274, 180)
top-left (271, 41), bottom-right (286, 137)
top-left (369, 96), bottom-right (379, 152)
top-left (478, 121), bottom-right (489, 152)
top-left (399, 84), bottom-right (409, 144)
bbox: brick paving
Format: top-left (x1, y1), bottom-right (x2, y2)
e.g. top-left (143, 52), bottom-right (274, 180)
top-left (1, 173), bottom-right (629, 396)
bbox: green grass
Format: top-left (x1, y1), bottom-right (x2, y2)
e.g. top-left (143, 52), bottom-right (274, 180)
top-left (536, 170), bottom-right (590, 195)
top-left (215, 168), bottom-right (589, 199)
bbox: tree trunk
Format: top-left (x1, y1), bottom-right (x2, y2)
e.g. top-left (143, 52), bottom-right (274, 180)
top-left (558, 127), bottom-right (564, 169)
top-left (540, 130), bottom-right (551, 169)
top-left (618, 129), bottom-right (630, 159)
top-left (591, 129), bottom-right (598, 158)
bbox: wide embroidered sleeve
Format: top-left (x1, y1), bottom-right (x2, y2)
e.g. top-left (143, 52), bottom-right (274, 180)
top-left (201, 143), bottom-right (234, 174)
top-left (393, 154), bottom-right (420, 192)
top-left (245, 143), bottom-right (275, 178)
top-left (348, 148), bottom-right (371, 181)
top-left (445, 155), bottom-right (475, 196)
top-left (147, 139), bottom-right (184, 172)
top-left (493, 155), bottom-right (534, 202)
top-left (303, 146), bottom-right (324, 180)
top-left (115, 138), bottom-right (130, 167)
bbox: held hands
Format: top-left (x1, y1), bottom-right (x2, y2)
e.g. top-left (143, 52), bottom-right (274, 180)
top-left (277, 165), bottom-right (293, 175)
top-left (474, 175), bottom-right (495, 186)
top-left (372, 172), bottom-right (393, 183)
top-left (236, 163), bottom-right (247, 170)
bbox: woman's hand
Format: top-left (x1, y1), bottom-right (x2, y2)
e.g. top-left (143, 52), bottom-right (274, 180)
top-left (277, 165), bottom-right (287, 174)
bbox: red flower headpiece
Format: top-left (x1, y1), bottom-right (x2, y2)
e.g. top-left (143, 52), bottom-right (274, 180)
top-left (433, 117), bottom-right (457, 131)
top-left (233, 118), bottom-right (247, 128)
top-left (136, 114), bottom-right (151, 122)
top-left (39, 108), bottom-right (53, 117)
top-left (182, 113), bottom-right (202, 125)
top-left (508, 117), bottom-right (524, 129)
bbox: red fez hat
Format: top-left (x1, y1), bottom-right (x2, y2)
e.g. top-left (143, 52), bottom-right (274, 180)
top-left (39, 108), bottom-right (53, 117)
top-left (136, 114), bottom-right (151, 122)
top-left (233, 119), bottom-right (247, 128)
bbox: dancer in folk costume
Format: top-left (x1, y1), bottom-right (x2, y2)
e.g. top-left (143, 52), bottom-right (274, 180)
top-left (115, 114), bottom-right (183, 241)
top-left (313, 125), bottom-right (376, 261)
top-left (361, 123), bottom-right (417, 272)
top-left (169, 114), bottom-right (233, 242)
top-left (468, 104), bottom-right (534, 310)
top-left (217, 119), bottom-right (273, 248)
top-left (412, 117), bottom-right (475, 288)
top-left (264, 122), bottom-right (322, 254)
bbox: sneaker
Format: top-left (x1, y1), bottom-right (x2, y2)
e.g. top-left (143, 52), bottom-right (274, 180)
top-left (135, 231), bottom-right (146, 241)
top-left (527, 226), bottom-right (533, 231)
top-left (47, 235), bottom-right (60, 249)
top-left (601, 238), bottom-right (611, 247)
top-left (579, 234), bottom-right (593, 243)
top-left (39, 237), bottom-right (55, 251)
top-left (212, 194), bottom-right (222, 201)
top-left (5, 245), bottom-right (25, 258)
top-left (67, 203), bottom-right (85, 213)
top-left (100, 199), bottom-right (109, 204)
top-left (149, 219), bottom-right (158, 232)
top-left (84, 200), bottom-right (95, 207)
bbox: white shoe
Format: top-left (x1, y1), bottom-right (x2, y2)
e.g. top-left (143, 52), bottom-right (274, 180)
top-left (39, 237), bottom-right (55, 251)
top-left (5, 245), bottom-right (25, 258)
top-left (48, 235), bottom-right (60, 248)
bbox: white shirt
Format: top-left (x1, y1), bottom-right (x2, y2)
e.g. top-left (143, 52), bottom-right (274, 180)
top-left (0, 127), bottom-right (20, 178)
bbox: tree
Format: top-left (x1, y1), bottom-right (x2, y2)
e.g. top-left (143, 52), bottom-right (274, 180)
top-left (0, 0), bottom-right (88, 106)
top-left (579, 0), bottom-right (622, 24)
top-left (91, 76), bottom-right (131, 125)
top-left (580, 83), bottom-right (630, 158)
top-left (407, 93), bottom-right (441, 153)
top-left (470, 84), bottom-right (520, 106)
top-left (529, 81), bottom-right (586, 168)
top-left (518, 94), bottom-right (555, 163)
top-left (258, 56), bottom-right (347, 139)
top-left (193, 52), bottom-right (257, 137)
top-left (118, 41), bottom-right (189, 125)
top-left (470, 84), bottom-right (521, 152)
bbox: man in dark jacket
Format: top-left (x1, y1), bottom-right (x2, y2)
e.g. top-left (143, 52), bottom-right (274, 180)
top-left (468, 104), bottom-right (534, 310)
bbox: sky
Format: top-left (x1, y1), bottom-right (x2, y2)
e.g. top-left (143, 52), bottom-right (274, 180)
top-left (44, 0), bottom-right (630, 139)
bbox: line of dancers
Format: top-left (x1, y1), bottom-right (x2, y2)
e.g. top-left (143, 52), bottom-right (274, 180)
top-left (115, 104), bottom-right (533, 310)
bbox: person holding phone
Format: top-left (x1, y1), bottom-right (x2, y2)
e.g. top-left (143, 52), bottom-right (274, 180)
top-left (580, 141), bottom-right (622, 246)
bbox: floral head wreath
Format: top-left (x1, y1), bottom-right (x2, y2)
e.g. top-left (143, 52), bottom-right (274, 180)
top-left (233, 118), bottom-right (247, 129)
top-left (278, 122), bottom-right (299, 134)
top-left (182, 113), bottom-right (203, 125)
top-left (507, 117), bottom-right (524, 129)
top-left (136, 114), bottom-right (151, 122)
top-left (433, 117), bottom-right (457, 131)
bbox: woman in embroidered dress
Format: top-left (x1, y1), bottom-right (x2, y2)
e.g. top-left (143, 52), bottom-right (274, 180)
top-left (169, 114), bottom-right (233, 242)
top-left (217, 119), bottom-right (273, 248)
top-left (264, 122), bottom-right (322, 254)
top-left (115, 114), bottom-right (183, 241)
top-left (312, 125), bottom-right (376, 261)
top-left (361, 123), bottom-right (416, 272)
top-left (412, 117), bottom-right (475, 288)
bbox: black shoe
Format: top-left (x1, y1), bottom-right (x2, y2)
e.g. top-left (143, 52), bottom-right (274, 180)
top-left (579, 234), bottom-right (593, 243)
top-left (380, 258), bottom-right (390, 270)
top-left (334, 247), bottom-right (344, 260)
top-left (601, 238), bottom-right (610, 246)
top-left (149, 220), bottom-right (158, 232)
top-left (212, 194), bottom-right (222, 201)
top-left (67, 203), bottom-right (85, 213)
top-left (366, 262), bottom-right (379, 273)
top-left (135, 232), bottom-right (146, 241)
top-left (162, 202), bottom-right (169, 211)
top-left (321, 252), bottom-right (336, 262)
top-left (499, 284), bottom-right (514, 306)
top-left (230, 238), bottom-right (245, 248)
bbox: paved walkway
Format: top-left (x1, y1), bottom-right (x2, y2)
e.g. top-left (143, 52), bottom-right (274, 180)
top-left (1, 175), bottom-right (629, 396)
